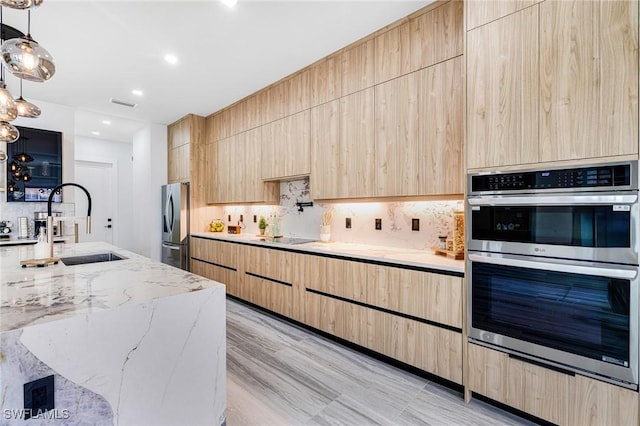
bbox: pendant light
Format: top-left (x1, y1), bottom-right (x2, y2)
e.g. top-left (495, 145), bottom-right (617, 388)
top-left (1, 9), bottom-right (54, 82)
top-left (0, 120), bottom-right (18, 142)
top-left (0, 6), bottom-right (18, 138)
top-left (15, 78), bottom-right (39, 117)
top-left (0, 0), bottom-right (42, 9)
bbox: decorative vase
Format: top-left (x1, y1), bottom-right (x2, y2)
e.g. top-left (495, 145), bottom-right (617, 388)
top-left (259, 228), bottom-right (265, 236)
top-left (319, 225), bottom-right (331, 242)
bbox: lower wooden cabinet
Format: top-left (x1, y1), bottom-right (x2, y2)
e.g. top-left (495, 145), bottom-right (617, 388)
top-left (190, 237), bottom-right (240, 295)
top-left (305, 291), bottom-right (368, 347)
top-left (467, 343), bottom-right (639, 426)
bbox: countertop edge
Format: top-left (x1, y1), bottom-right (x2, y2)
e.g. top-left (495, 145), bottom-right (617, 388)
top-left (190, 232), bottom-right (465, 276)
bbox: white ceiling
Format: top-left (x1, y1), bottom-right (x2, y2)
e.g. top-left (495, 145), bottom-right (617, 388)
top-left (1, 0), bottom-right (431, 143)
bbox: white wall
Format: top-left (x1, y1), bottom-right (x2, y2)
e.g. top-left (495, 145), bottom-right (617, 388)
top-left (0, 100), bottom-right (76, 234)
top-left (75, 136), bottom-right (134, 250)
top-left (132, 124), bottom-right (167, 260)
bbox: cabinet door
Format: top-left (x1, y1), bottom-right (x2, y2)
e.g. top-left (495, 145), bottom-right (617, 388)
top-left (339, 88), bottom-right (376, 198)
top-left (305, 292), bottom-right (368, 347)
top-left (213, 137), bottom-right (233, 203)
top-left (539, 0), bottom-right (638, 162)
top-left (341, 39), bottom-right (375, 96)
top-left (243, 128), bottom-right (264, 202)
top-left (466, 6), bottom-right (539, 169)
top-left (572, 374), bottom-right (639, 426)
top-left (375, 72), bottom-right (420, 196)
top-left (168, 117), bottom-right (189, 149)
top-left (205, 142), bottom-right (217, 204)
top-left (310, 100), bottom-right (340, 199)
top-left (410, 0), bottom-right (463, 71)
top-left (375, 21), bottom-right (411, 84)
top-left (284, 70), bottom-right (310, 115)
top-left (419, 56), bottom-right (464, 194)
top-left (168, 144), bottom-right (190, 183)
top-left (367, 310), bottom-right (463, 384)
top-left (261, 110), bottom-right (310, 180)
top-left (309, 56), bottom-right (342, 108)
top-left (366, 265), bottom-right (463, 329)
top-left (465, 0), bottom-right (542, 32)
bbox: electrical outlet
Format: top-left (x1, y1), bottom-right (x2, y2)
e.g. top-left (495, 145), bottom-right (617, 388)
top-left (375, 218), bottom-right (382, 230)
top-left (253, 215), bottom-right (257, 223)
top-left (24, 375), bottom-right (55, 420)
top-left (346, 217), bottom-right (352, 229)
top-left (227, 214), bottom-right (231, 222)
top-left (412, 218), bottom-right (420, 231)
top-left (240, 214), bottom-right (244, 223)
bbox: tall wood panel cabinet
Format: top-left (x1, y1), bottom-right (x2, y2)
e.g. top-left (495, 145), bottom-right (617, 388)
top-left (168, 114), bottom-right (204, 183)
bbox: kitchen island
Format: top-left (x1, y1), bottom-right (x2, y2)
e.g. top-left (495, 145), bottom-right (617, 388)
top-left (0, 242), bottom-right (226, 425)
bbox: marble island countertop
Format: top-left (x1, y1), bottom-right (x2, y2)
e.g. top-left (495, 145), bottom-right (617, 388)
top-left (191, 232), bottom-right (464, 275)
top-left (0, 234), bottom-right (68, 246)
top-left (0, 241), bottom-right (225, 332)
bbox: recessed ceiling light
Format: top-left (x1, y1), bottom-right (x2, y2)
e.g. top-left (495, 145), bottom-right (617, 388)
top-left (91, 131), bottom-right (100, 136)
top-left (220, 0), bottom-right (237, 8)
top-left (102, 120), bottom-right (111, 125)
top-left (164, 54), bottom-right (178, 65)
top-left (132, 89), bottom-right (144, 97)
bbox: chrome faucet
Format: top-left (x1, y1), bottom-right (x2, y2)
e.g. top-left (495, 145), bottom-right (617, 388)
top-left (47, 183), bottom-right (92, 257)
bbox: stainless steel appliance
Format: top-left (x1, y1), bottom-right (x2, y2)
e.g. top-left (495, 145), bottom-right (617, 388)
top-left (161, 182), bottom-right (189, 271)
top-left (467, 161), bottom-right (639, 389)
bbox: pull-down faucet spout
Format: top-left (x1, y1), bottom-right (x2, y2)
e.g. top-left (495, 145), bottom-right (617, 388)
top-left (47, 182), bottom-right (92, 257)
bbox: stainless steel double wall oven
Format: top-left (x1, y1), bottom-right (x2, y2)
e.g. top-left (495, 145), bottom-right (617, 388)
top-left (467, 161), bottom-right (639, 389)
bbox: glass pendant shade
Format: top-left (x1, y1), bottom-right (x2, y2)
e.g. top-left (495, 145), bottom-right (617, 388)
top-left (1, 35), bottom-right (55, 82)
top-left (0, 121), bottom-right (19, 142)
top-left (0, 0), bottom-right (43, 9)
top-left (15, 96), bottom-right (40, 117)
top-left (0, 85), bottom-right (17, 121)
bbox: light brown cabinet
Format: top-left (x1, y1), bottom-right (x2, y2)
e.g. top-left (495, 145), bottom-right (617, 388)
top-left (410, 0), bottom-right (463, 72)
top-left (210, 131), bottom-right (278, 204)
top-left (467, 343), bottom-right (639, 426)
top-left (375, 20), bottom-right (411, 84)
top-left (376, 57), bottom-right (463, 196)
top-left (310, 88), bottom-right (375, 199)
top-left (465, 0), bottom-right (542, 31)
top-left (261, 110), bottom-right (311, 181)
top-left (341, 39), bottom-right (375, 97)
top-left (309, 56), bottom-right (342, 108)
top-left (168, 114), bottom-right (204, 183)
top-left (539, 0), bottom-right (638, 162)
top-left (366, 264), bottom-right (462, 329)
top-left (466, 6), bottom-right (540, 170)
top-left (467, 0), bottom-right (638, 170)
top-left (190, 237), bottom-right (241, 295)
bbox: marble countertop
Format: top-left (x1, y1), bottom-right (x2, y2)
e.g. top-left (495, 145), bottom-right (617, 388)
top-left (191, 232), bottom-right (465, 275)
top-left (0, 241), bottom-right (225, 332)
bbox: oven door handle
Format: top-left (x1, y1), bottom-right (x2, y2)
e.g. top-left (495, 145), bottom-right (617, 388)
top-left (468, 194), bottom-right (637, 206)
top-left (468, 253), bottom-right (638, 280)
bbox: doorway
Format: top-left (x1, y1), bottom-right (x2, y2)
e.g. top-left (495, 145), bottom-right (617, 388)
top-left (74, 160), bottom-right (116, 244)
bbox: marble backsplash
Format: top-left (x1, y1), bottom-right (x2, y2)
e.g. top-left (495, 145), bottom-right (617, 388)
top-left (222, 178), bottom-right (463, 251)
top-left (0, 199), bottom-right (76, 238)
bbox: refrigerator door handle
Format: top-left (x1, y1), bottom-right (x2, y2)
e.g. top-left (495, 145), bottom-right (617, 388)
top-left (162, 242), bottom-right (180, 250)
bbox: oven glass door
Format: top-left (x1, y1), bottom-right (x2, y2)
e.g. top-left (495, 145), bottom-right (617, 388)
top-left (471, 204), bottom-right (630, 247)
top-left (468, 253), bottom-right (638, 385)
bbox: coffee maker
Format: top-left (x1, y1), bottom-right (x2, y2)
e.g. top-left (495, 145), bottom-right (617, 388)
top-left (34, 211), bottom-right (61, 237)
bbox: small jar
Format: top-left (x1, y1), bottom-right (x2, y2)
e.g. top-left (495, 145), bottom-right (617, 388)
top-left (438, 236), bottom-right (447, 250)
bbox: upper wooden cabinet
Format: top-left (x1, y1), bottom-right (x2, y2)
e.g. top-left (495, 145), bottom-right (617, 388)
top-left (376, 57), bottom-right (463, 196)
top-left (261, 110), bottom-right (311, 181)
top-left (375, 20), bottom-right (411, 85)
top-left (309, 56), bottom-right (342, 108)
top-left (467, 0), bottom-right (639, 170)
top-left (466, 6), bottom-right (540, 170)
top-left (210, 131), bottom-right (279, 204)
top-left (310, 88), bottom-right (376, 199)
top-left (410, 0), bottom-right (463, 71)
top-left (167, 114), bottom-right (204, 183)
top-left (539, 0), bottom-right (639, 162)
top-left (341, 39), bottom-right (375, 97)
top-left (466, 0), bottom-right (543, 31)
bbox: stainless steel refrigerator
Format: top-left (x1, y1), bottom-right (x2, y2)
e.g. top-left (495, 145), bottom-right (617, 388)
top-left (161, 182), bottom-right (189, 270)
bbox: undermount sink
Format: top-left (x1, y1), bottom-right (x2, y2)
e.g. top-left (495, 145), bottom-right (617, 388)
top-left (60, 252), bottom-right (126, 266)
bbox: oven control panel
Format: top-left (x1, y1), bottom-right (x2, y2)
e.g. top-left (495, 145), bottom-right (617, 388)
top-left (471, 163), bottom-right (632, 192)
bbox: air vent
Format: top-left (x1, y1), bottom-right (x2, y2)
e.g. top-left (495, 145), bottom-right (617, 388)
top-left (109, 98), bottom-right (137, 108)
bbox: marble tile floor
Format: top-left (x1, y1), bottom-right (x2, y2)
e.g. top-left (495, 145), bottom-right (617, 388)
top-left (225, 299), bottom-right (537, 426)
